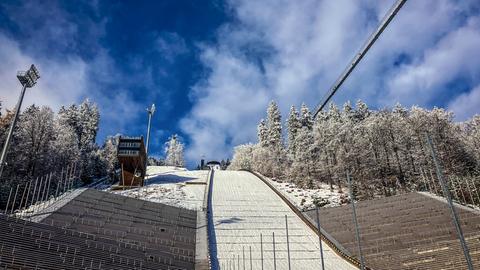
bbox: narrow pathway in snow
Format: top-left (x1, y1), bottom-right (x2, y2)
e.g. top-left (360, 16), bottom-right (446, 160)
top-left (210, 170), bottom-right (358, 270)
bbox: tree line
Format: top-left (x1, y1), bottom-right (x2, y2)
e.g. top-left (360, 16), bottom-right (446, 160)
top-left (0, 100), bottom-right (116, 208)
top-left (229, 100), bottom-right (480, 200)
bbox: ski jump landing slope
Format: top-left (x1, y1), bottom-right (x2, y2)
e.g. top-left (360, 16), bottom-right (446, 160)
top-left (210, 170), bottom-right (357, 270)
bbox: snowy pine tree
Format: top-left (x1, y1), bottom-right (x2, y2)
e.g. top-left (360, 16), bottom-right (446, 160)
top-left (299, 103), bottom-right (313, 130)
top-left (266, 101), bottom-right (283, 148)
top-left (257, 119), bottom-right (268, 147)
top-left (165, 134), bottom-right (185, 167)
top-left (286, 106), bottom-right (300, 156)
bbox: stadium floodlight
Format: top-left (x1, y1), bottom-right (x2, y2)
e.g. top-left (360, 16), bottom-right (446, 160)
top-left (17, 64), bottom-right (40, 88)
top-left (145, 104), bottom-right (156, 156)
top-left (0, 64), bottom-right (40, 178)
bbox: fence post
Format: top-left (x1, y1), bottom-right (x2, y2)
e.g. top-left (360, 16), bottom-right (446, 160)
top-left (18, 182), bottom-right (27, 215)
top-left (260, 233), bottom-right (264, 270)
top-left (22, 181), bottom-right (32, 211)
top-left (63, 165), bottom-right (69, 193)
top-left (465, 177), bottom-right (474, 205)
top-left (316, 206), bottom-right (325, 270)
top-left (41, 175), bottom-right (48, 205)
top-left (449, 176), bottom-right (460, 202)
top-left (46, 173), bottom-right (53, 207)
top-left (30, 177), bottom-right (38, 209)
top-left (4, 187), bottom-right (12, 214)
top-left (347, 171), bottom-right (365, 270)
top-left (243, 246), bottom-right (245, 270)
top-left (426, 134), bottom-right (474, 270)
top-left (55, 169), bottom-right (63, 199)
top-left (470, 177), bottom-right (480, 206)
top-left (10, 184), bottom-right (19, 214)
top-left (35, 176), bottom-right (44, 210)
top-left (249, 246), bottom-right (252, 270)
top-left (285, 215), bottom-right (291, 270)
top-left (272, 232), bottom-right (276, 270)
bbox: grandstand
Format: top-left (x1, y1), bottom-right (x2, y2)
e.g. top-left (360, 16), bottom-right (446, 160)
top-left (0, 189), bottom-right (197, 270)
top-left (304, 192), bottom-right (480, 270)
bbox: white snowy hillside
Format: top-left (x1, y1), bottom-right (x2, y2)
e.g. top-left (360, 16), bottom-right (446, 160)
top-left (265, 176), bottom-right (349, 211)
top-left (108, 166), bottom-right (208, 210)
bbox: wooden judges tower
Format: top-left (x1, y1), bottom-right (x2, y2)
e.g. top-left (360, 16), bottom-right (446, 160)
top-left (117, 136), bottom-right (147, 187)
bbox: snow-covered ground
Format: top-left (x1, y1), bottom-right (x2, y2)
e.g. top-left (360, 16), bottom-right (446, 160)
top-left (108, 166), bottom-right (208, 211)
top-left (264, 177), bottom-right (349, 211)
top-left (211, 170), bottom-right (357, 270)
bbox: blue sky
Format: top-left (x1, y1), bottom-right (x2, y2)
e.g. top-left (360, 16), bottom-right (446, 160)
top-left (1, 0), bottom-right (480, 167)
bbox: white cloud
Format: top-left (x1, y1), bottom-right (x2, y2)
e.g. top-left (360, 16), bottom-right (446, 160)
top-left (181, 0), bottom-right (480, 162)
top-left (448, 85), bottom-right (480, 121)
top-left (385, 17), bottom-right (480, 105)
top-left (0, 33), bottom-right (87, 112)
top-left (0, 33), bottom-right (145, 144)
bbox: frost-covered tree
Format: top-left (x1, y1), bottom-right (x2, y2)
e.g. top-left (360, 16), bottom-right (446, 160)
top-left (300, 103), bottom-right (313, 130)
top-left (165, 134), bottom-right (185, 167)
top-left (99, 136), bottom-right (119, 174)
top-left (265, 101), bottom-right (285, 178)
top-left (57, 100), bottom-right (101, 182)
top-left (266, 101), bottom-right (283, 148)
top-left (228, 143), bottom-right (255, 170)
top-left (286, 106), bottom-right (301, 157)
top-left (257, 119), bottom-right (268, 147)
top-left (230, 99), bottom-right (480, 202)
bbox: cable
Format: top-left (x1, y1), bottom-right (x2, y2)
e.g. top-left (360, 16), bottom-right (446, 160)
top-left (313, 0), bottom-right (408, 118)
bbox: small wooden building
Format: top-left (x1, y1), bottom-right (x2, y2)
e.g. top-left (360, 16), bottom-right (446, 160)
top-left (206, 161), bottom-right (221, 170)
top-left (117, 136), bottom-right (147, 187)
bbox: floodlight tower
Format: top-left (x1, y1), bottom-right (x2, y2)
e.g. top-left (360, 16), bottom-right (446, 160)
top-left (145, 103), bottom-right (156, 156)
top-left (0, 65), bottom-right (40, 178)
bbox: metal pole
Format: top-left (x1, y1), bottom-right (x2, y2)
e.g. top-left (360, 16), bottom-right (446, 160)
top-left (22, 180), bottom-right (32, 210)
top-left (421, 168), bottom-right (430, 192)
top-left (0, 84), bottom-right (27, 178)
top-left (313, 0), bottom-right (408, 118)
top-left (347, 171), bottom-right (365, 270)
top-left (63, 165), bottom-right (69, 193)
top-left (41, 174), bottom-right (48, 203)
top-left (449, 176), bottom-right (460, 202)
top-left (55, 168), bottom-right (63, 198)
top-left (67, 164), bottom-right (73, 190)
top-left (426, 134), bottom-right (474, 270)
top-left (45, 173), bottom-right (52, 204)
top-left (4, 187), bottom-right (12, 214)
top-left (285, 215), bottom-right (291, 270)
top-left (10, 184), bottom-right (19, 214)
top-left (35, 176), bottom-right (43, 210)
top-left (70, 162), bottom-right (77, 189)
top-left (260, 233), bottom-right (264, 270)
top-left (145, 104), bottom-right (155, 156)
top-left (272, 232), bottom-right (276, 270)
top-left (249, 246), bottom-right (252, 270)
top-left (465, 177), bottom-right (474, 205)
top-left (455, 177), bottom-right (467, 205)
top-left (470, 177), bottom-right (480, 206)
top-left (316, 206), bottom-right (325, 270)
top-left (243, 246), bottom-right (245, 270)
top-left (30, 177), bottom-right (38, 209)
top-left (18, 182), bottom-right (27, 214)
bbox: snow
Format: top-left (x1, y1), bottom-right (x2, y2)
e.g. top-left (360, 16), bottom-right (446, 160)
top-left (210, 170), bottom-right (357, 270)
top-left (15, 188), bottom-right (86, 222)
top-left (264, 177), bottom-right (349, 211)
top-left (108, 166), bottom-right (208, 211)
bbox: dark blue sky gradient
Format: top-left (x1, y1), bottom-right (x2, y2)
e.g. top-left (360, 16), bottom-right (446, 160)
top-left (0, 0), bottom-right (228, 164)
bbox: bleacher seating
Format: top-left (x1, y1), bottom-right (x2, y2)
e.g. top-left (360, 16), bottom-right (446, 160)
top-left (304, 192), bottom-right (480, 270)
top-left (0, 189), bottom-right (197, 270)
